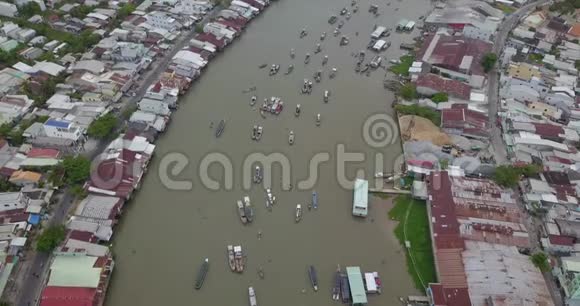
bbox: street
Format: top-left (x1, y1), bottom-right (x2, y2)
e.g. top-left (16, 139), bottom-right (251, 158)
top-left (12, 7), bottom-right (221, 306)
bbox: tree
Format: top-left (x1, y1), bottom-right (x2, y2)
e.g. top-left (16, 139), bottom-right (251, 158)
top-left (576, 60), bottom-right (580, 70)
top-left (62, 156), bottom-right (90, 185)
top-left (70, 5), bottom-right (94, 19)
top-left (492, 165), bottom-right (520, 188)
top-left (87, 113), bottom-right (118, 139)
top-left (431, 92), bottom-right (448, 103)
top-left (481, 53), bottom-right (498, 73)
top-left (18, 2), bottom-right (42, 18)
top-left (399, 83), bottom-right (417, 100)
top-left (195, 23), bottom-right (204, 33)
top-left (36, 225), bottom-right (66, 252)
top-left (530, 252), bottom-right (550, 272)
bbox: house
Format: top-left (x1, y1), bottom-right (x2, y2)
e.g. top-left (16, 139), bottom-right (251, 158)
top-left (554, 256), bottom-right (580, 305)
top-left (70, 60), bottom-right (106, 75)
top-left (43, 119), bottom-right (83, 141)
top-left (145, 11), bottom-right (182, 32)
top-left (417, 32), bottom-right (493, 83)
top-left (0, 2), bottom-right (18, 17)
top-left (0, 95), bottom-right (34, 125)
top-left (415, 73), bottom-right (471, 101)
top-left (102, 42), bottom-right (148, 62)
top-left (0, 40), bottom-right (19, 52)
top-left (28, 36), bottom-right (47, 46)
top-left (441, 107), bottom-right (489, 138)
top-left (542, 234), bottom-right (575, 254)
top-left (40, 254), bottom-right (114, 306)
top-left (19, 47), bottom-right (44, 60)
top-left (129, 111), bottom-right (167, 132)
top-left (9, 170), bottom-right (41, 187)
top-left (137, 98), bottom-right (171, 116)
top-left (32, 61), bottom-right (65, 77)
top-left (0, 68), bottom-right (30, 95)
top-left (15, 0), bottom-right (46, 11)
top-left (66, 195), bottom-right (123, 238)
top-left (0, 192), bottom-right (29, 213)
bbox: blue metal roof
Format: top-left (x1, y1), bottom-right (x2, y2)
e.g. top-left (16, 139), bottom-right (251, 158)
top-left (28, 214), bottom-right (40, 225)
top-left (45, 119), bottom-right (71, 129)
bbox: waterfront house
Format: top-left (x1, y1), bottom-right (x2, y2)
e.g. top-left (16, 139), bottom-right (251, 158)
top-left (441, 107), bottom-right (489, 139)
top-left (415, 74), bottom-right (471, 101)
top-left (138, 98), bottom-right (171, 116)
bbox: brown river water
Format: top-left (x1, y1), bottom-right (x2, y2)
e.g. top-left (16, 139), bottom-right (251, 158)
top-left (106, 0), bottom-right (431, 304)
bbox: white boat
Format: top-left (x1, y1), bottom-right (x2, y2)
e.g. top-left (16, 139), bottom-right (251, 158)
top-left (256, 126), bottom-right (263, 141)
top-left (323, 90), bottom-right (330, 102)
top-left (243, 196), bottom-right (254, 223)
top-left (295, 104), bottom-right (301, 117)
top-left (269, 64), bottom-right (280, 75)
top-left (250, 95), bottom-right (257, 106)
top-left (316, 114), bottom-right (321, 126)
top-left (295, 204), bottom-right (302, 222)
top-left (254, 166), bottom-right (262, 183)
top-left (314, 43), bottom-right (322, 54)
top-left (320, 32), bottom-right (326, 41)
top-left (249, 287), bottom-right (258, 306)
top-left (288, 130), bottom-right (295, 145)
top-left (237, 200), bottom-right (247, 224)
top-left (234, 245), bottom-right (244, 273)
top-left (370, 55), bottom-right (382, 68)
top-left (322, 55), bottom-right (328, 65)
top-left (329, 67), bottom-right (337, 79)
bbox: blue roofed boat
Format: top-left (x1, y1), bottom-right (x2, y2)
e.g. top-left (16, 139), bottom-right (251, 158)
top-left (312, 191), bottom-right (318, 209)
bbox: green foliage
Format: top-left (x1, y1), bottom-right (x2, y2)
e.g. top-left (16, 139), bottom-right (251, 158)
top-left (431, 92), bottom-right (448, 103)
top-left (492, 164), bottom-right (541, 188)
top-left (395, 104), bottom-right (441, 126)
top-left (1, 115), bottom-right (48, 146)
top-left (122, 104), bottom-right (137, 119)
top-left (529, 53), bottom-right (544, 63)
top-left (195, 23), bottom-right (204, 33)
top-left (0, 44), bottom-right (27, 66)
top-left (481, 52), bottom-right (498, 73)
top-left (71, 184), bottom-right (88, 198)
top-left (549, 0), bottom-right (580, 14)
top-left (108, 3), bottom-right (136, 30)
top-left (389, 55), bottom-right (414, 76)
top-left (22, 73), bottom-right (67, 107)
top-left (70, 5), bottom-right (94, 19)
top-left (495, 3), bottom-right (516, 13)
top-left (530, 252), bottom-right (550, 272)
top-left (87, 113), bottom-right (118, 139)
top-left (440, 159), bottom-right (449, 170)
top-left (36, 225), bottom-right (66, 252)
top-left (528, 27), bottom-right (536, 32)
top-left (62, 156), bottom-right (90, 185)
top-left (388, 195), bottom-right (436, 290)
top-left (399, 83), bottom-right (417, 100)
top-left (0, 179), bottom-right (19, 192)
top-left (0, 300), bottom-right (12, 306)
top-left (18, 2), bottom-right (42, 18)
top-left (575, 60), bottom-right (580, 70)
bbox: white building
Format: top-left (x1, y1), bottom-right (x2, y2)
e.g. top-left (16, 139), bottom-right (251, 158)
top-left (138, 98), bottom-right (171, 116)
top-left (0, 2), bottom-right (18, 17)
top-left (145, 11), bottom-right (182, 32)
top-left (43, 119), bottom-right (83, 141)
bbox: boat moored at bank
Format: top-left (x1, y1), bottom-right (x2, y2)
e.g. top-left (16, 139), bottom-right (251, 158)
top-left (195, 258), bottom-right (209, 290)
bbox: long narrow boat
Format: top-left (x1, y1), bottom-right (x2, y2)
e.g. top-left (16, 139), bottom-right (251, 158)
top-left (340, 273), bottom-right (351, 303)
top-left (312, 191), bottom-right (318, 209)
top-left (249, 286), bottom-right (258, 306)
top-left (227, 245), bottom-right (235, 272)
top-left (332, 265), bottom-right (341, 300)
top-left (234, 245), bottom-right (244, 273)
top-left (195, 258), bottom-right (209, 290)
top-left (244, 196), bottom-right (254, 223)
top-left (308, 265), bottom-right (318, 292)
top-left (215, 119), bottom-right (226, 137)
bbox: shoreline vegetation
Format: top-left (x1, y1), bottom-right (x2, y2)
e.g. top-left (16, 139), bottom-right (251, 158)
top-left (388, 195), bottom-right (436, 291)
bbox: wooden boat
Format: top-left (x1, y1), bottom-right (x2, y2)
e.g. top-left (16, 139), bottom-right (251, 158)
top-left (312, 191), bottom-right (318, 209)
top-left (258, 63), bottom-right (267, 69)
top-left (250, 95), bottom-right (257, 106)
top-left (308, 265), bottom-right (318, 291)
top-left (315, 114), bottom-right (321, 126)
top-left (320, 32), bottom-right (326, 41)
top-left (355, 62), bottom-right (361, 72)
top-left (360, 64), bottom-right (370, 73)
top-left (290, 48), bottom-right (295, 58)
top-left (328, 15), bottom-right (337, 24)
top-left (314, 43), bottom-right (322, 54)
top-left (249, 287), bottom-right (258, 306)
top-left (237, 200), bottom-right (247, 224)
top-left (251, 125), bottom-right (257, 140)
top-left (340, 7), bottom-right (347, 15)
top-left (340, 273), bottom-right (351, 303)
top-left (285, 64), bottom-right (294, 75)
top-left (295, 204), bottom-right (302, 222)
top-left (304, 53), bottom-right (310, 64)
top-left (215, 120), bottom-right (225, 137)
top-left (253, 166), bottom-right (262, 183)
top-left (329, 68), bottom-right (337, 79)
top-left (269, 64), bottom-right (280, 76)
top-left (195, 258), bottom-right (209, 290)
top-left (288, 131), bottom-right (295, 145)
top-left (314, 70), bottom-right (322, 83)
top-left (299, 28), bottom-right (308, 38)
top-left (332, 265), bottom-right (341, 300)
top-left (353, 5), bottom-right (358, 12)
top-left (374, 272), bottom-right (382, 294)
top-left (243, 196), bottom-right (254, 223)
top-left (227, 245), bottom-right (236, 272)
top-left (370, 55), bottom-right (382, 68)
top-left (323, 90), bottom-right (329, 102)
top-left (322, 55), bottom-right (328, 65)
top-left (339, 36), bottom-right (349, 46)
top-left (258, 266), bottom-right (265, 279)
top-left (234, 245), bottom-right (244, 273)
top-left (295, 104), bottom-right (301, 117)
top-left (255, 126), bottom-right (263, 141)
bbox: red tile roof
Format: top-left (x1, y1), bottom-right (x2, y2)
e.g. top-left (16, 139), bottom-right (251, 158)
top-left (68, 230), bottom-right (97, 243)
top-left (40, 286), bottom-right (96, 306)
top-left (549, 234), bottom-right (574, 246)
top-left (27, 148), bottom-right (60, 159)
top-left (418, 34), bottom-right (492, 77)
top-left (88, 149), bottom-right (148, 199)
top-left (441, 109), bottom-right (488, 131)
top-left (532, 123), bottom-right (564, 138)
top-left (569, 23), bottom-right (580, 37)
top-left (415, 74), bottom-right (471, 100)
top-left (195, 33), bottom-right (226, 49)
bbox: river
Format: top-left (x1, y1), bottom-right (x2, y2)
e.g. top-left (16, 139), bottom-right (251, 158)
top-left (105, 0), bottom-right (431, 304)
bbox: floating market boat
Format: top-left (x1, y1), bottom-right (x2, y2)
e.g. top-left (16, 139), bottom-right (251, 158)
top-left (308, 265), bottom-right (318, 291)
top-left (299, 28), bottom-right (308, 38)
top-left (295, 204), bottom-right (302, 222)
top-left (251, 125), bottom-right (258, 140)
top-left (332, 265), bottom-right (341, 300)
top-left (340, 273), bottom-right (351, 303)
top-left (250, 95), bottom-right (257, 106)
top-left (269, 64), bottom-right (280, 76)
top-left (249, 287), bottom-right (258, 306)
top-left (320, 32), bottom-right (326, 41)
top-left (288, 130), bottom-right (295, 145)
top-left (215, 119), bottom-right (226, 137)
top-left (285, 64), bottom-right (294, 75)
top-left (258, 63), bottom-right (267, 69)
top-left (290, 48), bottom-right (295, 58)
top-left (360, 63), bottom-right (370, 73)
top-left (254, 166), bottom-right (262, 183)
top-left (314, 43), bottom-right (322, 54)
top-left (340, 36), bottom-right (349, 46)
top-left (243, 196), bottom-right (254, 223)
top-left (314, 70), bottom-right (322, 83)
top-left (340, 7), bottom-right (348, 15)
top-left (227, 245), bottom-right (235, 272)
top-left (322, 55), bottom-right (328, 65)
top-left (255, 125), bottom-right (263, 141)
top-left (315, 114), bottom-right (321, 126)
top-left (312, 191), bottom-right (318, 209)
top-left (234, 245), bottom-right (244, 273)
top-left (258, 266), bottom-right (265, 279)
top-left (295, 104), bottom-right (301, 117)
top-left (195, 258), bottom-right (209, 290)
top-left (323, 90), bottom-right (330, 102)
top-left (328, 15), bottom-right (337, 24)
top-left (374, 272), bottom-right (382, 294)
top-left (304, 53), bottom-right (311, 64)
top-left (237, 200), bottom-right (247, 224)
top-left (370, 55), bottom-right (382, 68)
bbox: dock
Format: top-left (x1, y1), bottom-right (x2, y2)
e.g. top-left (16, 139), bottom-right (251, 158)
top-left (368, 188), bottom-right (411, 195)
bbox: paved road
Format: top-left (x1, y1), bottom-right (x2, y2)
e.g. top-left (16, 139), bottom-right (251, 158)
top-left (488, 2), bottom-right (564, 305)
top-left (487, 0), bottom-right (548, 165)
top-left (13, 7), bottom-right (222, 306)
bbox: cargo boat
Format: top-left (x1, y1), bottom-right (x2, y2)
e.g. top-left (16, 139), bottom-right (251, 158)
top-left (243, 196), bottom-right (254, 223)
top-left (227, 245), bottom-right (235, 271)
top-left (234, 245), bottom-right (244, 273)
top-left (237, 200), bottom-right (247, 224)
top-left (195, 258), bottom-right (209, 290)
top-left (340, 273), bottom-right (351, 303)
top-left (308, 265), bottom-right (318, 292)
top-left (249, 287), bottom-right (258, 306)
top-left (332, 265), bottom-right (341, 300)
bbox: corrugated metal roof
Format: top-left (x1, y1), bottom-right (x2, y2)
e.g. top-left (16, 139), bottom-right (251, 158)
top-left (346, 266), bottom-right (367, 304)
top-left (47, 255), bottom-right (101, 288)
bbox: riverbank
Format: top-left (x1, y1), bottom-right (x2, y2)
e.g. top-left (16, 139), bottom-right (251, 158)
top-left (388, 195), bottom-right (436, 291)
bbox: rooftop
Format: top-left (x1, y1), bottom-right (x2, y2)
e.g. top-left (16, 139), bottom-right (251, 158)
top-left (415, 73), bottom-right (471, 100)
top-left (46, 255), bottom-right (101, 288)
